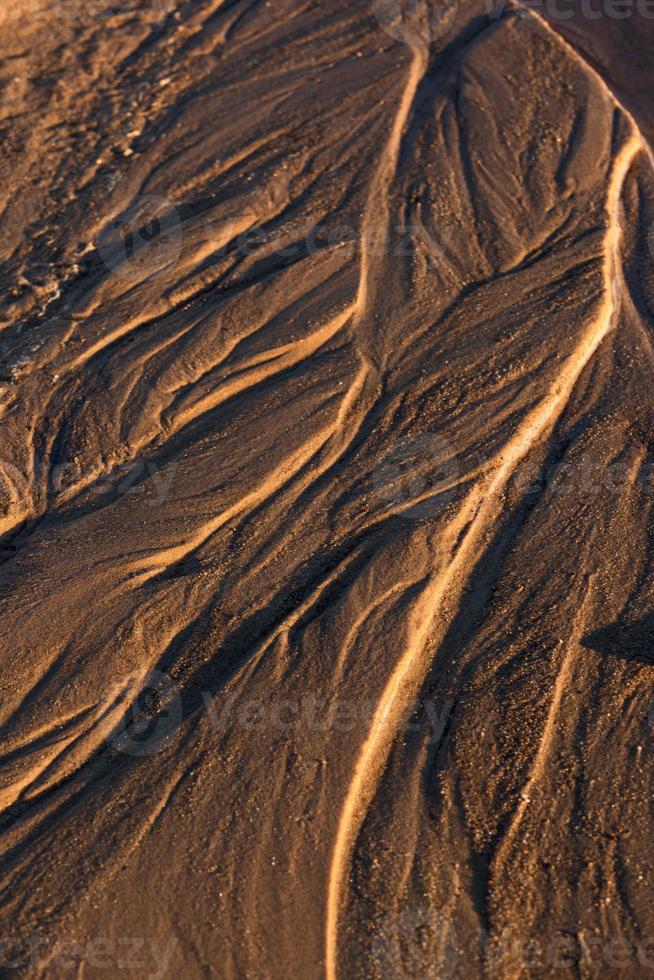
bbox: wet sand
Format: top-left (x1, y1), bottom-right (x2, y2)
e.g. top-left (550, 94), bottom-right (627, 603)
top-left (1, 1), bottom-right (654, 976)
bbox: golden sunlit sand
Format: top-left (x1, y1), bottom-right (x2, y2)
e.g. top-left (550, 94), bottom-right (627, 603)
top-left (1, 1), bottom-right (654, 976)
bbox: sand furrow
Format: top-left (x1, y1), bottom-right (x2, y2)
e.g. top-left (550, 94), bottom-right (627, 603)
top-left (325, 130), bottom-right (642, 980)
top-left (2, 3), bottom-right (654, 975)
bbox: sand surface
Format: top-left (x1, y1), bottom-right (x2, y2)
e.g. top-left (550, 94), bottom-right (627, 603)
top-left (1, 1), bottom-right (654, 976)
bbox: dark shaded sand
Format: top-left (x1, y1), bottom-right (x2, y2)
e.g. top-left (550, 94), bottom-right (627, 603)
top-left (1, 1), bottom-right (654, 976)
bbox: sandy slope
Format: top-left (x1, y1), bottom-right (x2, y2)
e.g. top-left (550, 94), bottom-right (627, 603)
top-left (1, 1), bottom-right (654, 977)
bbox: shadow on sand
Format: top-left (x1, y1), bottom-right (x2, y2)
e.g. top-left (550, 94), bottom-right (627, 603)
top-left (582, 614), bottom-right (654, 664)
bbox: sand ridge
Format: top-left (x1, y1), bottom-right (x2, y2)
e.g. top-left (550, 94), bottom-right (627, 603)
top-left (1, 1), bottom-right (654, 977)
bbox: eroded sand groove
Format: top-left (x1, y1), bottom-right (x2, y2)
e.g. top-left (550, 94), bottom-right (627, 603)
top-left (1, 1), bottom-right (654, 977)
top-left (325, 119), bottom-right (644, 979)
